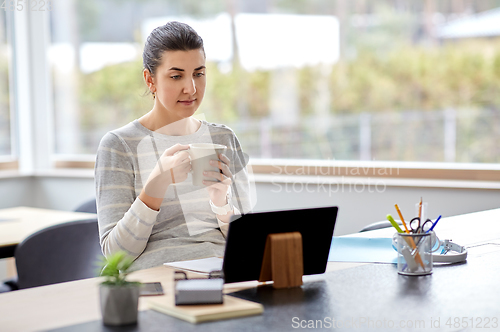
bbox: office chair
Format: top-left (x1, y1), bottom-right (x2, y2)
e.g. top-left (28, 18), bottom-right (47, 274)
top-left (2, 218), bottom-right (103, 291)
top-left (359, 220), bottom-right (403, 232)
top-left (74, 198), bottom-right (97, 214)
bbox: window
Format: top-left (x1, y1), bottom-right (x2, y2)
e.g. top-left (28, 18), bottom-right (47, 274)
top-left (0, 9), bottom-right (12, 158)
top-left (48, 0), bottom-right (500, 165)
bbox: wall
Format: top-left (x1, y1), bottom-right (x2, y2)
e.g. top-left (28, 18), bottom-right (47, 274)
top-left (255, 181), bottom-right (500, 235)
top-left (32, 175), bottom-right (96, 211)
top-left (1, 173), bottom-right (498, 235)
top-left (0, 176), bottom-right (34, 208)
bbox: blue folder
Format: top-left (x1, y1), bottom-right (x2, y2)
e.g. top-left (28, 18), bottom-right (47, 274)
top-left (328, 237), bottom-right (397, 264)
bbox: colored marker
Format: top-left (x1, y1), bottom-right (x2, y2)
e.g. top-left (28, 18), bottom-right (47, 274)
top-left (426, 215), bottom-right (442, 233)
top-left (387, 214), bottom-right (403, 233)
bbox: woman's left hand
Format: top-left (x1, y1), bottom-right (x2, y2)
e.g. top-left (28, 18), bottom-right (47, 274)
top-left (203, 153), bottom-right (233, 207)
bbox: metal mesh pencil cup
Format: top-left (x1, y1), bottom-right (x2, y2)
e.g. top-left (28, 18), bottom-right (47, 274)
top-left (394, 232), bottom-right (433, 276)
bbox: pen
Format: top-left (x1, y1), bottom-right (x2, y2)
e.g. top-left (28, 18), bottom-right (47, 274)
top-left (426, 215), bottom-right (442, 233)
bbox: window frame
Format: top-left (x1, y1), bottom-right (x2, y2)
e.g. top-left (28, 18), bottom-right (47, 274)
top-left (52, 154), bottom-right (500, 185)
top-left (4, 8), bottom-right (54, 173)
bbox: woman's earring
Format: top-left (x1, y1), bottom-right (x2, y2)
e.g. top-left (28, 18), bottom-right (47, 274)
top-left (152, 91), bottom-right (155, 99)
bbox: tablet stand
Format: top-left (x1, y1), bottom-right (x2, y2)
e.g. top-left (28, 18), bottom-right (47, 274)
top-left (258, 232), bottom-right (304, 289)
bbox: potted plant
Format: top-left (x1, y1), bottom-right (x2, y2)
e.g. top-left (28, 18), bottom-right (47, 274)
top-left (97, 251), bottom-right (141, 326)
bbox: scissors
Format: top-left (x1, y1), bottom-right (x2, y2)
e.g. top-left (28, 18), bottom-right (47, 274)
top-left (409, 217), bottom-right (433, 234)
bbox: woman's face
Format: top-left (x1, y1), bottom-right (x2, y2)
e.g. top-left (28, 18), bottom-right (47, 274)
top-left (148, 48), bottom-right (206, 120)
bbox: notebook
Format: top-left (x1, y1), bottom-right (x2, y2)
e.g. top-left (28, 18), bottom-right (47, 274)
top-left (146, 293), bottom-right (263, 324)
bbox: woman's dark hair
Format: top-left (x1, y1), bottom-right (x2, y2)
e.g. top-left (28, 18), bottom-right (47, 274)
top-left (143, 21), bottom-right (205, 77)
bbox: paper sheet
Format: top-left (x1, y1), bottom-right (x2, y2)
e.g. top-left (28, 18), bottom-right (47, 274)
top-left (328, 237), bottom-right (397, 264)
top-left (164, 257), bottom-right (223, 274)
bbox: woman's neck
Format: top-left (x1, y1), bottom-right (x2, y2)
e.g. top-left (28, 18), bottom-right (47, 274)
top-left (139, 111), bottom-right (201, 136)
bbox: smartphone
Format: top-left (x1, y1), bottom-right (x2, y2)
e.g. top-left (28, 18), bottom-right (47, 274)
top-left (140, 282), bottom-right (164, 296)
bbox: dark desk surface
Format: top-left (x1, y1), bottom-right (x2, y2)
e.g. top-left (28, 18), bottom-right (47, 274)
top-left (50, 249), bottom-right (500, 332)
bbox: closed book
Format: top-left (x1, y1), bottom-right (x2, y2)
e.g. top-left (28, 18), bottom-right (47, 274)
top-left (146, 293), bottom-right (263, 324)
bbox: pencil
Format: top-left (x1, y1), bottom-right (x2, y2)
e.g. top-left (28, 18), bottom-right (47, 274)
top-left (418, 197), bottom-right (422, 221)
top-left (395, 204), bottom-right (410, 233)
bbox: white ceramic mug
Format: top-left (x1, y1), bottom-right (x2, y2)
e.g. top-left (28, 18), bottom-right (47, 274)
top-left (187, 143), bottom-right (227, 186)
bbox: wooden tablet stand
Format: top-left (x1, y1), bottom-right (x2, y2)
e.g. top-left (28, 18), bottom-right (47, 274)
top-left (258, 232), bottom-right (304, 289)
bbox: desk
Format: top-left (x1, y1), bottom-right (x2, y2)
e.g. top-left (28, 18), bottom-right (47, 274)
top-left (0, 207), bottom-right (97, 259)
top-left (0, 208), bottom-right (499, 332)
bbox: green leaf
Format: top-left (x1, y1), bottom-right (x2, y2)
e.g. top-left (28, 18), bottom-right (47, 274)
top-left (96, 251), bottom-right (140, 286)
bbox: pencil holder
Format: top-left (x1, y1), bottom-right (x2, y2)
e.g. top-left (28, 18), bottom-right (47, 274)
top-left (394, 232), bottom-right (433, 276)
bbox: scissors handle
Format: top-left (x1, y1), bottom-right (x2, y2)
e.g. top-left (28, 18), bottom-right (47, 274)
top-left (420, 219), bottom-right (433, 233)
top-left (410, 217), bottom-right (421, 233)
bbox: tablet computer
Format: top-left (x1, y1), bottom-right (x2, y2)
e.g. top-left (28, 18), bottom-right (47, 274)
top-left (222, 206), bottom-right (338, 283)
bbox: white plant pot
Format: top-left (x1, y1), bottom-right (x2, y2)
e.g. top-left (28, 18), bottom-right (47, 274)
top-left (99, 284), bottom-right (140, 326)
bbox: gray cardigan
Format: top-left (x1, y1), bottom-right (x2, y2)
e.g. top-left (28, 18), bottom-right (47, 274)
top-left (95, 119), bottom-right (253, 271)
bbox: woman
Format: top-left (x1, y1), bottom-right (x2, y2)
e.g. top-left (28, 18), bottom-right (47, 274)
top-left (95, 21), bottom-right (253, 271)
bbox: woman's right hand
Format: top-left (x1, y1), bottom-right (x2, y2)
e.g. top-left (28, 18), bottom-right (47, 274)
top-left (142, 144), bottom-right (191, 200)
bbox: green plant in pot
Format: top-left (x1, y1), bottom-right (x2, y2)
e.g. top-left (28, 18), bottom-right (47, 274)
top-left (97, 251), bottom-right (141, 326)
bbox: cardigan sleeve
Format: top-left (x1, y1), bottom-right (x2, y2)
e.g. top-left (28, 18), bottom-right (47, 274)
top-left (95, 132), bottom-right (159, 260)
